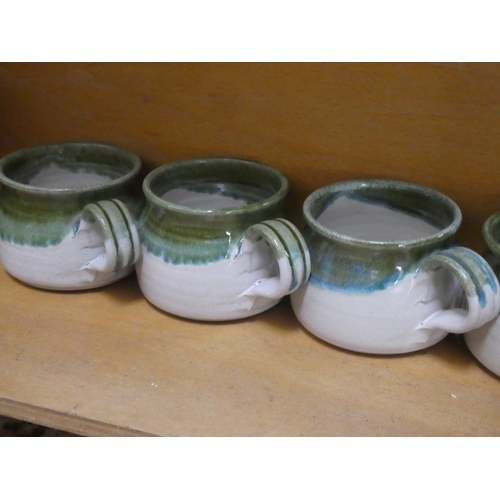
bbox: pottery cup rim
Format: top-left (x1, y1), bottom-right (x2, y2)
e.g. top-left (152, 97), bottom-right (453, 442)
top-left (142, 157), bottom-right (289, 216)
top-left (303, 178), bottom-right (462, 250)
top-left (0, 141), bottom-right (141, 196)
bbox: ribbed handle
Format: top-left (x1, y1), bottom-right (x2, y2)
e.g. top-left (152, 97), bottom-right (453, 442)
top-left (79, 199), bottom-right (140, 273)
top-left (241, 218), bottom-right (311, 300)
top-left (419, 247), bottom-right (500, 333)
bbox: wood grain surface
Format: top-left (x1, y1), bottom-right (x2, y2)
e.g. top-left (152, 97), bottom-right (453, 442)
top-left (1, 267), bottom-right (500, 436)
top-left (1, 63), bottom-right (500, 436)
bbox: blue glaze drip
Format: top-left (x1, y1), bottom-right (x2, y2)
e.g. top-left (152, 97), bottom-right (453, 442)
top-left (457, 247), bottom-right (498, 294)
top-left (310, 267), bottom-right (404, 294)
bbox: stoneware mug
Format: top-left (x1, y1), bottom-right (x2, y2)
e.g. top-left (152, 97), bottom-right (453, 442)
top-left (290, 179), bottom-right (500, 355)
top-left (464, 213), bottom-right (500, 377)
top-left (0, 142), bottom-right (143, 290)
top-left (136, 157), bottom-right (310, 321)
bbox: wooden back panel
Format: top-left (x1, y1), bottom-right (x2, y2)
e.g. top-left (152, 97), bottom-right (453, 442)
top-left (1, 62), bottom-right (499, 250)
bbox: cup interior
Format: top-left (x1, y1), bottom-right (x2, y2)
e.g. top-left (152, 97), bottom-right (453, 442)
top-left (145, 158), bottom-right (288, 212)
top-left (305, 180), bottom-right (460, 245)
top-left (0, 143), bottom-right (140, 191)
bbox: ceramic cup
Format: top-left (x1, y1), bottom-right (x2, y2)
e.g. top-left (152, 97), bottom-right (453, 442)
top-left (0, 142), bottom-right (143, 290)
top-left (290, 179), bottom-right (500, 355)
top-left (136, 157), bottom-right (310, 321)
top-left (464, 213), bottom-right (500, 376)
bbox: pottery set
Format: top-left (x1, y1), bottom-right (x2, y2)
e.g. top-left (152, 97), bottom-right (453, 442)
top-left (1, 142), bottom-right (500, 376)
top-left (0, 144), bottom-right (310, 321)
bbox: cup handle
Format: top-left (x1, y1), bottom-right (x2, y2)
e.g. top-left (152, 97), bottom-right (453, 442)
top-left (240, 218), bottom-right (311, 299)
top-left (418, 247), bottom-right (500, 333)
top-left (77, 199), bottom-right (140, 273)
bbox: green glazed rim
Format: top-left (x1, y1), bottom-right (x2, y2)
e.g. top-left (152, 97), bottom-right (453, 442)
top-left (483, 212), bottom-right (500, 258)
top-left (303, 179), bottom-right (462, 250)
top-left (142, 157), bottom-right (289, 216)
top-left (0, 141), bottom-right (141, 195)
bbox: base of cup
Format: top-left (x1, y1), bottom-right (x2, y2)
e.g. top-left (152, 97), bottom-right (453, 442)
top-left (136, 248), bottom-right (281, 321)
top-left (0, 238), bottom-right (134, 291)
top-left (143, 293), bottom-right (281, 322)
top-left (3, 265), bottom-right (134, 291)
top-left (290, 278), bottom-right (452, 355)
top-left (465, 319), bottom-right (500, 377)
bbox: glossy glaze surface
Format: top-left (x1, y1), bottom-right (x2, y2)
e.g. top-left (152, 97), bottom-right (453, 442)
top-left (137, 158), bottom-right (310, 320)
top-left (292, 180), bottom-right (500, 354)
top-left (0, 142), bottom-right (143, 289)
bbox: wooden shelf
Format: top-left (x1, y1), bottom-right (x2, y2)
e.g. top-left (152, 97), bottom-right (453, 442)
top-left (2, 266), bottom-right (500, 436)
top-left (2, 62), bottom-right (500, 436)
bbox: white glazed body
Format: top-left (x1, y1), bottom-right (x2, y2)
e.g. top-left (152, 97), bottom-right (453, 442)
top-left (137, 238), bottom-right (281, 321)
top-left (291, 180), bottom-right (500, 355)
top-left (0, 228), bottom-right (133, 290)
top-left (291, 267), bottom-right (459, 354)
top-left (464, 318), bottom-right (500, 377)
top-left (138, 158), bottom-right (311, 321)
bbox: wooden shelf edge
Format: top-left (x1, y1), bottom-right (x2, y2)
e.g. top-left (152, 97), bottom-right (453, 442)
top-left (0, 398), bottom-right (157, 437)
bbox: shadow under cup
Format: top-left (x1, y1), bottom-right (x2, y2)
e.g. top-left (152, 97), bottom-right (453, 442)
top-left (291, 179), bottom-right (500, 355)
